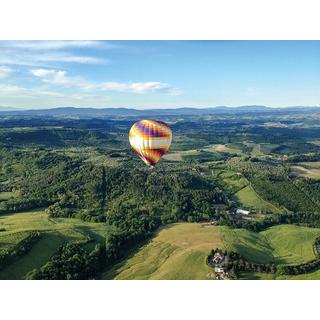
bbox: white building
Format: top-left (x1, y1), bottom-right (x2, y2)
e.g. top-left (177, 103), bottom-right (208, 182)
top-left (236, 208), bottom-right (250, 215)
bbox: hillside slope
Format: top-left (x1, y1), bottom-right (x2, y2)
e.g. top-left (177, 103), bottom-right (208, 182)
top-left (103, 223), bottom-right (224, 280)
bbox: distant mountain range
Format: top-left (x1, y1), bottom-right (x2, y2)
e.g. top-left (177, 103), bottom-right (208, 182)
top-left (0, 106), bottom-right (24, 111)
top-left (0, 105), bottom-right (319, 118)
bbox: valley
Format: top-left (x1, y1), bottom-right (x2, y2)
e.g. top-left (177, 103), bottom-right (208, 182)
top-left (1, 107), bottom-right (320, 279)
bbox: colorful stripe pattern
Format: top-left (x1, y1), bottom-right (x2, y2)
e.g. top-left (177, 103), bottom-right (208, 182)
top-left (129, 119), bottom-right (172, 167)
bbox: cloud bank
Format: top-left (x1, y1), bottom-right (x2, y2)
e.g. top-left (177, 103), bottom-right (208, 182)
top-left (31, 68), bottom-right (181, 95)
top-left (0, 41), bottom-right (110, 66)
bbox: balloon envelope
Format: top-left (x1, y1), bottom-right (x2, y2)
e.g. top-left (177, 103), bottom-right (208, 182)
top-left (129, 119), bottom-right (172, 167)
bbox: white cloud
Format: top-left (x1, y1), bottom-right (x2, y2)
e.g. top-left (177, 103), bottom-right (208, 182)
top-left (0, 41), bottom-right (110, 67)
top-left (31, 68), bottom-right (181, 95)
top-left (30, 69), bottom-right (86, 87)
top-left (0, 84), bottom-right (65, 97)
top-left (31, 69), bottom-right (60, 77)
top-left (30, 69), bottom-right (94, 90)
top-left (98, 81), bottom-right (180, 94)
top-left (31, 53), bottom-right (105, 64)
top-left (129, 82), bottom-right (171, 93)
top-left (0, 66), bottom-right (12, 79)
top-left (0, 84), bottom-right (108, 102)
top-left (0, 84), bottom-right (28, 94)
top-left (1, 41), bottom-right (105, 50)
top-left (96, 82), bottom-right (128, 91)
top-left (97, 81), bottom-right (181, 95)
top-left (0, 52), bottom-right (105, 66)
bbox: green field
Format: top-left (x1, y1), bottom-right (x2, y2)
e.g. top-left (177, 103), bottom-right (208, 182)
top-left (103, 223), bottom-right (225, 280)
top-left (181, 150), bottom-right (226, 162)
top-left (290, 165), bottom-right (320, 180)
top-left (221, 224), bottom-right (320, 265)
top-left (1, 210), bottom-right (320, 280)
top-left (259, 143), bottom-right (280, 154)
top-left (219, 170), bottom-right (282, 214)
top-left (203, 144), bottom-right (243, 155)
top-left (0, 191), bottom-right (19, 201)
top-left (0, 209), bottom-right (111, 279)
top-left (235, 185), bottom-right (282, 213)
top-left (168, 142), bottom-right (240, 163)
top-left (102, 223), bottom-right (320, 280)
top-left (219, 170), bottom-right (248, 193)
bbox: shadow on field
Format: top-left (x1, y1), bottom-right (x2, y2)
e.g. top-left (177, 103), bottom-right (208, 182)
top-left (100, 236), bottom-right (155, 280)
top-left (100, 224), bottom-right (185, 280)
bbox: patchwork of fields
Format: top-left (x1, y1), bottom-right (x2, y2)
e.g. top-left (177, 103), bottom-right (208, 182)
top-left (1, 137), bottom-right (320, 280)
top-left (2, 208), bottom-right (320, 280)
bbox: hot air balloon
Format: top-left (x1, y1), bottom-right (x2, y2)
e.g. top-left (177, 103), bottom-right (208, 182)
top-left (129, 119), bottom-right (172, 168)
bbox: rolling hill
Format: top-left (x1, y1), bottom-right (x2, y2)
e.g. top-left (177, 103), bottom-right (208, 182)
top-left (102, 223), bottom-right (320, 280)
top-left (0, 209), bottom-right (112, 279)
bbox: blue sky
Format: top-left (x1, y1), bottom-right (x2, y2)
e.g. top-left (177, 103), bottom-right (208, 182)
top-left (0, 40), bottom-right (320, 109)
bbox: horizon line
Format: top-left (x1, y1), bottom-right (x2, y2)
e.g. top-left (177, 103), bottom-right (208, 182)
top-left (1, 105), bottom-right (320, 111)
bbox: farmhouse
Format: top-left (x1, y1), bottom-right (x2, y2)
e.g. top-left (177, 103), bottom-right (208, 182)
top-left (211, 252), bottom-right (224, 265)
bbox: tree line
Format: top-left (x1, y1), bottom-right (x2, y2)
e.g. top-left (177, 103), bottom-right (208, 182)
top-left (26, 242), bottom-right (106, 280)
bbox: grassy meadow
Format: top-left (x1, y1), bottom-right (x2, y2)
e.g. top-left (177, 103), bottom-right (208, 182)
top-left (102, 223), bottom-right (320, 280)
top-left (219, 170), bottom-right (248, 193)
top-left (290, 163), bottom-right (320, 179)
top-left (0, 209), bottom-right (112, 279)
top-left (103, 223), bottom-right (225, 280)
top-left (0, 191), bottom-right (19, 201)
top-left (235, 185), bottom-right (282, 213)
top-left (1, 211), bottom-right (320, 279)
top-left (221, 224), bottom-right (320, 265)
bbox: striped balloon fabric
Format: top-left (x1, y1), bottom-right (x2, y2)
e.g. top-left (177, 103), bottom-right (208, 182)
top-left (129, 119), bottom-right (172, 167)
